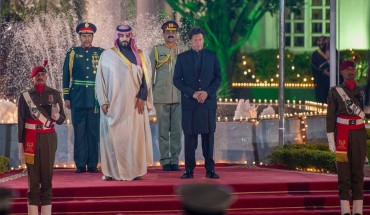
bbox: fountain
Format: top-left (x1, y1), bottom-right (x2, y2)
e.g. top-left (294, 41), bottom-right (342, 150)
top-left (0, 1), bottom-right (171, 169)
top-left (0, 1), bottom-right (329, 169)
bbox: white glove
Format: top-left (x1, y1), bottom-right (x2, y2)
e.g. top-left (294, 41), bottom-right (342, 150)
top-left (18, 143), bottom-right (25, 164)
top-left (51, 103), bottom-right (60, 121)
top-left (327, 132), bottom-right (336, 152)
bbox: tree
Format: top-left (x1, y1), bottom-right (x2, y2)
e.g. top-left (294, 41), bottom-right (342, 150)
top-left (166, 0), bottom-right (304, 97)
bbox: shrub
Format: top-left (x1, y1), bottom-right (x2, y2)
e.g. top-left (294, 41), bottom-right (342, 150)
top-left (0, 156), bottom-right (9, 174)
top-left (270, 144), bottom-right (336, 172)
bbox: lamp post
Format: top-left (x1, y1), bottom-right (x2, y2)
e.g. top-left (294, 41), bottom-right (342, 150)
top-left (278, 0), bottom-right (286, 147)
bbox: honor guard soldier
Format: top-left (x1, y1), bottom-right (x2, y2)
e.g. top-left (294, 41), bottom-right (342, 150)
top-left (63, 22), bottom-right (103, 173)
top-left (149, 21), bottom-right (187, 171)
top-left (326, 60), bottom-right (367, 215)
top-left (18, 60), bottom-right (66, 215)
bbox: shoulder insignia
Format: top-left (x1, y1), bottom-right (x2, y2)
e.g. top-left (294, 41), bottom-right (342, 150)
top-left (67, 47), bottom-right (74, 53)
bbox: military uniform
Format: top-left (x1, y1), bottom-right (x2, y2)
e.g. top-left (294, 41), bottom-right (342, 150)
top-left (150, 42), bottom-right (187, 168)
top-left (326, 81), bottom-right (367, 214)
top-left (18, 86), bottom-right (66, 206)
top-left (62, 22), bottom-right (103, 172)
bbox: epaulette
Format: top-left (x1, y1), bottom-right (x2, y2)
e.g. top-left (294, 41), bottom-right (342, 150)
top-left (67, 47), bottom-right (74, 53)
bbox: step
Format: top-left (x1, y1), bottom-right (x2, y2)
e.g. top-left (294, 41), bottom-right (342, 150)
top-left (11, 192), bottom-right (370, 214)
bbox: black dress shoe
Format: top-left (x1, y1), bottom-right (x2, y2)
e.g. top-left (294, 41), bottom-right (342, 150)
top-left (180, 170), bottom-right (193, 179)
top-left (87, 167), bottom-right (99, 173)
top-left (75, 167), bottom-right (86, 173)
top-left (133, 176), bottom-right (142, 180)
top-left (171, 164), bottom-right (181, 171)
top-left (353, 213), bottom-right (362, 215)
top-left (206, 170), bottom-right (219, 179)
top-left (162, 164), bottom-right (172, 171)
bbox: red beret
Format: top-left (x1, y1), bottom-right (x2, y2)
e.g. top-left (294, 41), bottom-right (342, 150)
top-left (30, 60), bottom-right (48, 78)
top-left (340, 60), bottom-right (356, 71)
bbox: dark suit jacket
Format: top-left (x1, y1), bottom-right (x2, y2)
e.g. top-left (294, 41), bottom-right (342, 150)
top-left (173, 49), bottom-right (221, 134)
top-left (173, 49), bottom-right (222, 111)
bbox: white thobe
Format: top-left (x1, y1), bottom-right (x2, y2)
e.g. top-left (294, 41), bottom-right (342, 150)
top-left (95, 48), bottom-right (154, 181)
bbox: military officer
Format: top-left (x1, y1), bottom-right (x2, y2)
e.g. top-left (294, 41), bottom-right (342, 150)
top-left (63, 22), bottom-right (103, 173)
top-left (149, 20), bottom-right (187, 171)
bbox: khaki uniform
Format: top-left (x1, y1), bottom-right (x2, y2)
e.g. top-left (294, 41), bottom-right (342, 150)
top-left (149, 44), bottom-right (187, 166)
top-left (326, 83), bottom-right (367, 200)
top-left (18, 87), bottom-right (66, 205)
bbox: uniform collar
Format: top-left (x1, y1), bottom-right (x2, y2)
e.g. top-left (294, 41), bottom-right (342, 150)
top-left (164, 43), bottom-right (176, 49)
top-left (82, 45), bottom-right (92, 50)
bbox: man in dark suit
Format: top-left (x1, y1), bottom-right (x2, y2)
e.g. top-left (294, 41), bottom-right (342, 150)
top-left (173, 27), bottom-right (222, 179)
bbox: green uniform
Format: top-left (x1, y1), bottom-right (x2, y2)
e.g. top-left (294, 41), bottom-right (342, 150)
top-left (150, 44), bottom-right (187, 166)
top-left (63, 46), bottom-right (103, 170)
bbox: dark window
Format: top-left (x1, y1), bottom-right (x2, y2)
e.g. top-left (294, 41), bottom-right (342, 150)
top-left (312, 9), bottom-right (322, 20)
top-left (285, 23), bottom-right (291, 33)
top-left (312, 0), bottom-right (322, 6)
top-left (294, 37), bottom-right (304, 47)
top-left (295, 23), bottom-right (304, 33)
top-left (285, 36), bottom-right (291, 46)
top-left (312, 23), bottom-right (322, 33)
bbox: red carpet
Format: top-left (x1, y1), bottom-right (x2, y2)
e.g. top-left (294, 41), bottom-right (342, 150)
top-left (2, 165), bottom-right (370, 215)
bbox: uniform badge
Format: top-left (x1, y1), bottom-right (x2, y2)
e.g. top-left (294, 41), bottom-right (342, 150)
top-left (92, 52), bottom-right (100, 72)
top-left (85, 23), bottom-right (89, 28)
top-left (337, 139), bottom-right (346, 150)
top-left (25, 142), bottom-right (33, 152)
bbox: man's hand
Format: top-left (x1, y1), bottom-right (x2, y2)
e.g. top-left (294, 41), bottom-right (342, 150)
top-left (18, 143), bottom-right (25, 165)
top-left (135, 99), bottom-right (145, 114)
top-left (197, 91), bottom-right (208, 103)
top-left (327, 132), bottom-right (336, 152)
top-left (65, 100), bottom-right (71, 109)
top-left (101, 104), bottom-right (109, 116)
top-left (51, 103), bottom-right (60, 121)
top-left (193, 91), bottom-right (202, 100)
top-left (323, 69), bottom-right (330, 76)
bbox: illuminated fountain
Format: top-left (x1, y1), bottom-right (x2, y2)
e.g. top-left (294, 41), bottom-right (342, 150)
top-left (0, 1), bottom-right (171, 169)
top-left (211, 99), bottom-right (328, 164)
top-left (0, 2), bottom-right (330, 169)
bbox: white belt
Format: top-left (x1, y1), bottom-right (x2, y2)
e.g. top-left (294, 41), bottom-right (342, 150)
top-left (336, 117), bottom-right (364, 125)
top-left (25, 123), bottom-right (54, 130)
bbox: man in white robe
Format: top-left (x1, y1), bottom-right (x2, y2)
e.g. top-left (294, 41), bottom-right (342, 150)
top-left (95, 24), bottom-right (155, 181)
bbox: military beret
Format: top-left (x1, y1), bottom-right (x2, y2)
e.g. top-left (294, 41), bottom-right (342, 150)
top-left (177, 183), bottom-right (234, 214)
top-left (340, 60), bottom-right (356, 71)
top-left (30, 60), bottom-right (48, 78)
top-left (76, 22), bottom-right (97, 34)
top-left (161, 20), bottom-right (179, 31)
